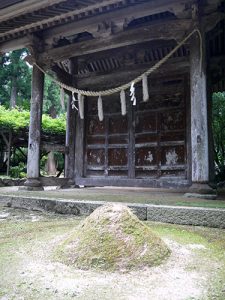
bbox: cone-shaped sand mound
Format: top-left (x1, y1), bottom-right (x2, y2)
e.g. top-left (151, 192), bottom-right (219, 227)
top-left (55, 204), bottom-right (170, 271)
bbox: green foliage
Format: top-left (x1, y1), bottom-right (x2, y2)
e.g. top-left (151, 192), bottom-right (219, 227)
top-left (0, 49), bottom-right (31, 108)
top-left (0, 50), bottom-right (65, 115)
top-left (42, 113), bottom-right (66, 134)
top-left (0, 106), bottom-right (30, 130)
top-left (9, 162), bottom-right (26, 178)
top-left (11, 148), bottom-right (27, 166)
top-left (0, 106), bottom-right (66, 134)
top-left (212, 92), bottom-right (225, 181)
top-left (43, 77), bottom-right (64, 116)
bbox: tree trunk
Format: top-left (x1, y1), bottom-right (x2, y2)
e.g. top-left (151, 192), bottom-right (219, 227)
top-left (46, 151), bottom-right (57, 175)
top-left (10, 76), bottom-right (17, 108)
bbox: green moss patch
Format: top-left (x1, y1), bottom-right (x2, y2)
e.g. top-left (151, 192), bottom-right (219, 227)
top-left (55, 204), bottom-right (170, 271)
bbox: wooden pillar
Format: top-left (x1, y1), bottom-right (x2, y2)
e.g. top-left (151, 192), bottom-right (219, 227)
top-left (74, 105), bottom-right (84, 181)
top-left (64, 59), bottom-right (76, 184)
top-left (24, 65), bottom-right (44, 190)
top-left (189, 32), bottom-right (212, 193)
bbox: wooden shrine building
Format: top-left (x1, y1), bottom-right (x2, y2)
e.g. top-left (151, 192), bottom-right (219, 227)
top-left (0, 0), bottom-right (224, 192)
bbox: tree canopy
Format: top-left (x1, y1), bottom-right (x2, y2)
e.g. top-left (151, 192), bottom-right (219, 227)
top-left (0, 49), bottom-right (31, 109)
top-left (0, 49), bottom-right (66, 115)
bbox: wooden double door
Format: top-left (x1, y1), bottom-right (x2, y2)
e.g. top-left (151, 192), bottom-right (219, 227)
top-left (83, 75), bottom-right (188, 185)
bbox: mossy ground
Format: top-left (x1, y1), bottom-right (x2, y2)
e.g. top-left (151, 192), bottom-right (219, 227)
top-left (0, 206), bottom-right (224, 300)
top-left (55, 204), bottom-right (170, 271)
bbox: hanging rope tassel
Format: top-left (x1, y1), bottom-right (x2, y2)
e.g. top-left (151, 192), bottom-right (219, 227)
top-left (78, 93), bottom-right (84, 119)
top-left (120, 90), bottom-right (126, 116)
top-left (98, 95), bottom-right (104, 121)
top-left (142, 74), bottom-right (149, 102)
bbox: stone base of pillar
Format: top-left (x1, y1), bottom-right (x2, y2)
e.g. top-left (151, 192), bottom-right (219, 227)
top-left (189, 183), bottom-right (216, 194)
top-left (58, 178), bottom-right (80, 190)
top-left (19, 178), bottom-right (44, 191)
top-left (184, 183), bottom-right (217, 200)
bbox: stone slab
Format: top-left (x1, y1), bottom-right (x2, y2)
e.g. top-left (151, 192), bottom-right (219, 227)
top-left (147, 205), bottom-right (225, 228)
top-left (0, 195), bottom-right (147, 220)
top-left (0, 195), bottom-right (224, 227)
top-left (184, 193), bottom-right (217, 200)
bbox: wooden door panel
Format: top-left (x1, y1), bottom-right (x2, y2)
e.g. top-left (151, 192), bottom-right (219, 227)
top-left (135, 113), bottom-right (157, 133)
top-left (108, 148), bottom-right (128, 166)
top-left (134, 75), bottom-right (187, 179)
top-left (135, 147), bottom-right (157, 166)
top-left (84, 75), bottom-right (187, 181)
top-left (87, 149), bottom-right (105, 166)
top-left (109, 116), bottom-right (128, 134)
top-left (161, 145), bottom-right (185, 166)
top-left (87, 117), bottom-right (105, 135)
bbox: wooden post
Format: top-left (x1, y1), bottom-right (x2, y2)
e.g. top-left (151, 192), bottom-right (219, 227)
top-left (64, 59), bottom-right (76, 185)
top-left (189, 32), bottom-right (213, 194)
top-left (74, 106), bottom-right (84, 181)
top-left (24, 64), bottom-right (44, 190)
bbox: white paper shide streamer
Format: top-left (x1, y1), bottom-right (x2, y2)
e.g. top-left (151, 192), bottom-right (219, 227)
top-left (142, 74), bottom-right (149, 102)
top-left (78, 93), bottom-right (84, 119)
top-left (130, 82), bottom-right (136, 106)
top-left (120, 90), bottom-right (126, 116)
top-left (98, 95), bottom-right (104, 121)
top-left (60, 87), bottom-right (65, 110)
top-left (71, 92), bottom-right (78, 110)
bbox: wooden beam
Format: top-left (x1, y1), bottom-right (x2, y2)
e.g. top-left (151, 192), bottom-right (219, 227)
top-left (39, 19), bottom-right (192, 64)
top-left (51, 64), bottom-right (73, 86)
top-left (50, 51), bottom-right (189, 90)
top-left (43, 0), bottom-right (191, 44)
top-left (77, 58), bottom-right (189, 90)
top-left (0, 0), bottom-right (66, 23)
top-left (42, 143), bottom-right (65, 153)
top-left (0, 36), bottom-right (30, 52)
